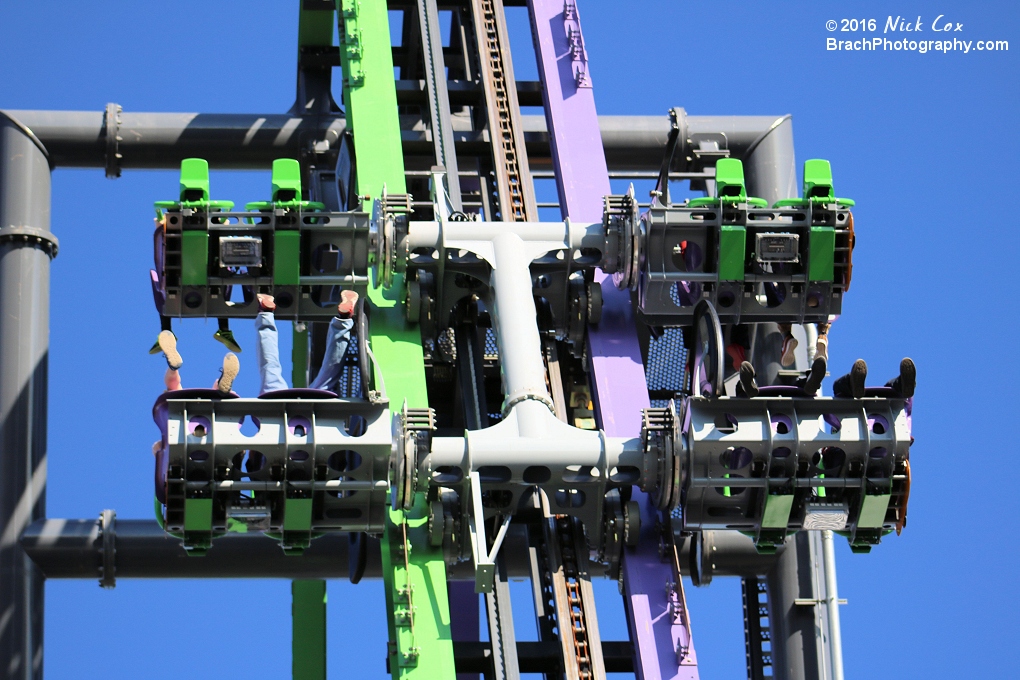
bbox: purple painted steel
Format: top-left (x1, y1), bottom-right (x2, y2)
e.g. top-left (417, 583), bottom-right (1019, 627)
top-left (527, 1), bottom-right (699, 678)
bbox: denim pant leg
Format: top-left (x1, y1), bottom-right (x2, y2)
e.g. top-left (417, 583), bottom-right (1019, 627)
top-left (255, 312), bottom-right (289, 394)
top-left (309, 317), bottom-right (354, 392)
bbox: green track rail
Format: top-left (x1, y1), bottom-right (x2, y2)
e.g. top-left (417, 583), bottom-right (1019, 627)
top-left (339, 1), bottom-right (456, 677)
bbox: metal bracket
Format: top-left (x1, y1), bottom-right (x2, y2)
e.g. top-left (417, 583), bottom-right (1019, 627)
top-left (467, 470), bottom-right (513, 594)
top-left (103, 102), bottom-right (122, 179)
top-left (99, 509), bottom-right (116, 589)
top-left (795, 598), bottom-right (848, 606)
top-left (339, 0), bottom-right (364, 86)
top-left (562, 1), bottom-right (592, 88)
top-left (0, 226), bottom-right (59, 258)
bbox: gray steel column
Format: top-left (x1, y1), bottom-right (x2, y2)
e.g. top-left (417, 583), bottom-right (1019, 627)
top-left (743, 114), bottom-right (798, 206)
top-left (745, 117), bottom-right (837, 680)
top-left (0, 113), bottom-right (55, 680)
top-left (765, 532), bottom-right (838, 680)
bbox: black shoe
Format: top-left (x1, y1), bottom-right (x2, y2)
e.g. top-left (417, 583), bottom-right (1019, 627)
top-left (849, 359), bottom-right (867, 398)
top-left (739, 361), bottom-right (759, 398)
top-left (890, 357), bottom-right (915, 398)
top-left (833, 358), bottom-right (867, 398)
top-left (802, 356), bottom-right (826, 396)
top-left (213, 328), bottom-right (242, 353)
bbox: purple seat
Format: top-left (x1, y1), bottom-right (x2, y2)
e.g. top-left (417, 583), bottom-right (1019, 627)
top-left (150, 269), bottom-right (165, 311)
top-left (258, 388), bottom-right (338, 399)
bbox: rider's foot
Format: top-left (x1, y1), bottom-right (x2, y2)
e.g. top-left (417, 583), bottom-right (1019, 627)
top-left (815, 332), bottom-right (829, 362)
top-left (338, 290), bottom-right (359, 319)
top-left (802, 356), bottom-right (826, 396)
top-left (890, 357), bottom-right (915, 398)
top-left (213, 328), bottom-right (242, 353)
top-left (832, 359), bottom-right (867, 398)
top-left (257, 294), bottom-right (276, 313)
top-left (157, 330), bottom-right (183, 369)
top-left (739, 361), bottom-right (759, 398)
top-left (780, 334), bottom-right (798, 367)
top-left (215, 353), bottom-right (240, 394)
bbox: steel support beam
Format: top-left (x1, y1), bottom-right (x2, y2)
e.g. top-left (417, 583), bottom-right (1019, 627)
top-left (23, 519), bottom-right (780, 581)
top-left (337, 1), bottom-right (455, 676)
top-left (0, 112), bottom-right (54, 680)
top-left (742, 119), bottom-right (842, 680)
top-left (526, 0), bottom-right (697, 676)
top-left (2, 110), bottom-right (791, 172)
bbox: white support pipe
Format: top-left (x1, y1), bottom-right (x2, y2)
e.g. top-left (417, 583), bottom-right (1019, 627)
top-left (489, 231), bottom-right (555, 417)
top-left (821, 530), bottom-right (845, 680)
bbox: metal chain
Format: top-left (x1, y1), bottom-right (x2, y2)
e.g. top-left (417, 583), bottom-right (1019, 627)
top-left (476, 0), bottom-right (528, 221)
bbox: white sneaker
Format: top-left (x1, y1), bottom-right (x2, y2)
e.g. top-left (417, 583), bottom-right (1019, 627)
top-left (780, 335), bottom-right (798, 367)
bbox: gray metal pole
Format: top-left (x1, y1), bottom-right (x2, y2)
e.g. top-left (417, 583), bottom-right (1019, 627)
top-left (0, 112), bottom-right (55, 680)
top-left (743, 114), bottom-right (798, 207)
top-left (4, 109), bottom-right (788, 172)
top-left (821, 531), bottom-right (845, 680)
top-left (743, 116), bottom-right (841, 680)
top-left (23, 519), bottom-right (780, 582)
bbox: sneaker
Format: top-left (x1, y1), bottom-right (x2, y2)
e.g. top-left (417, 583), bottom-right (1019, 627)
top-left (780, 334), bottom-right (798, 367)
top-left (216, 353), bottom-right (240, 394)
top-left (848, 359), bottom-right (867, 398)
top-left (815, 333), bottom-right (828, 362)
top-left (893, 357), bottom-right (915, 398)
top-left (257, 294), bottom-right (276, 313)
top-left (832, 358), bottom-right (867, 398)
top-left (157, 330), bottom-right (183, 369)
top-left (802, 356), bottom-right (826, 396)
top-left (338, 290), bottom-right (359, 319)
top-left (213, 328), bottom-right (242, 353)
top-left (739, 361), bottom-right (759, 398)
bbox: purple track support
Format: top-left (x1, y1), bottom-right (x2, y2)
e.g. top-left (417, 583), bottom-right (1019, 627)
top-left (527, 1), bottom-right (699, 678)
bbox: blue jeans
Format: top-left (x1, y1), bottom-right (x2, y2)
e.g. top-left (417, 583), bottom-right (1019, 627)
top-left (255, 312), bottom-right (354, 394)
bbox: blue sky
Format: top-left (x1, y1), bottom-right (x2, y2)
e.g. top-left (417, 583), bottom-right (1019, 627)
top-left (1, 0), bottom-right (1018, 677)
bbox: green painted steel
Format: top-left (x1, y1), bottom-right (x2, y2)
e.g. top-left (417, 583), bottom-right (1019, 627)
top-left (292, 326), bottom-right (309, 388)
top-left (774, 159), bottom-right (856, 208)
top-left (181, 231), bottom-right (208, 286)
top-left (246, 159), bottom-right (326, 211)
top-left (718, 225), bottom-right (746, 281)
top-left (285, 498), bottom-right (314, 532)
top-left (154, 158), bottom-right (234, 211)
top-left (338, 1), bottom-right (406, 201)
top-left (803, 158), bottom-right (835, 201)
top-left (290, 323), bottom-right (324, 680)
top-left (380, 503), bottom-right (456, 677)
top-left (339, 2), bottom-right (454, 677)
top-left (762, 493), bottom-right (794, 528)
top-left (184, 498), bottom-right (212, 532)
top-left (292, 580), bottom-right (328, 680)
top-left (858, 494), bottom-right (892, 528)
top-left (809, 226), bottom-right (836, 282)
top-left (274, 231), bottom-right (302, 286)
top-left (180, 158), bottom-right (211, 201)
top-left (716, 158), bottom-right (748, 202)
top-left (298, 2), bottom-right (334, 48)
top-left (690, 159), bottom-right (766, 207)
